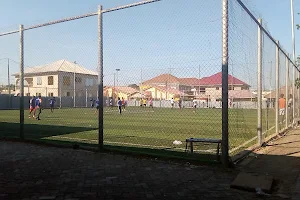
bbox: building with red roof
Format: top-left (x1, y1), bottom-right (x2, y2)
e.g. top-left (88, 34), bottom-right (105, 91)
top-left (142, 72), bottom-right (251, 101)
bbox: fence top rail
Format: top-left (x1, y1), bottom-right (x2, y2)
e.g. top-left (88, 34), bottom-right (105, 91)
top-left (0, 0), bottom-right (161, 37)
top-left (236, 0), bottom-right (299, 71)
top-left (0, 30), bottom-right (19, 37)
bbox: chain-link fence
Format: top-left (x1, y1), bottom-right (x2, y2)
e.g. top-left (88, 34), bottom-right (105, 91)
top-left (0, 0), bottom-right (299, 165)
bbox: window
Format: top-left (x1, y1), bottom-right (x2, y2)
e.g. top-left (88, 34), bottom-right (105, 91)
top-left (26, 93), bottom-right (30, 96)
top-left (229, 85), bottom-right (234, 90)
top-left (75, 77), bottom-right (82, 83)
top-left (85, 78), bottom-right (94, 86)
top-left (37, 77), bottom-right (42, 85)
top-left (216, 87), bottom-right (219, 90)
top-left (66, 92), bottom-right (70, 96)
top-left (48, 93), bottom-right (53, 97)
top-left (48, 76), bottom-right (54, 85)
top-left (63, 76), bottom-right (70, 86)
top-left (36, 93), bottom-right (41, 97)
top-left (200, 87), bottom-right (206, 93)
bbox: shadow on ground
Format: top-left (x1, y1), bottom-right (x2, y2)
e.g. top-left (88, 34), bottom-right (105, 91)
top-left (0, 122), bottom-right (97, 139)
top-left (234, 136), bottom-right (300, 198)
top-left (0, 122), bottom-right (221, 164)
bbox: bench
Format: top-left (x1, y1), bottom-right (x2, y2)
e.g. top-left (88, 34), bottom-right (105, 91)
top-left (185, 138), bottom-right (222, 160)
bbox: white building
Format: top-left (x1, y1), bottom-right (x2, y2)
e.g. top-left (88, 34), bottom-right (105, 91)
top-left (13, 59), bottom-right (98, 98)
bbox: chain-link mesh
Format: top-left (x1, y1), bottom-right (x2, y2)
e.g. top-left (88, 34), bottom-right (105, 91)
top-left (103, 0), bottom-right (223, 155)
top-left (262, 33), bottom-right (276, 139)
top-left (227, 0), bottom-right (258, 154)
top-left (22, 17), bottom-right (98, 145)
top-left (0, 30), bottom-right (20, 139)
top-left (0, 0), bottom-right (299, 161)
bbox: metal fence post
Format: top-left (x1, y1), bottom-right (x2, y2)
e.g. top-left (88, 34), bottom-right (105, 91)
top-left (221, 0), bottom-right (229, 167)
top-left (275, 41), bottom-right (280, 134)
top-left (257, 18), bottom-right (263, 146)
top-left (19, 24), bottom-right (24, 140)
top-left (293, 63), bottom-right (295, 124)
top-left (285, 54), bottom-right (289, 129)
top-left (98, 5), bottom-right (104, 150)
top-left (86, 89), bottom-right (88, 107)
top-left (59, 87), bottom-right (62, 108)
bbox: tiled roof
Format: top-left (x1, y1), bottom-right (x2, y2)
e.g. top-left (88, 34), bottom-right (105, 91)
top-left (13, 60), bottom-right (97, 76)
top-left (179, 78), bottom-right (199, 85)
top-left (143, 74), bottom-right (180, 85)
top-left (199, 72), bottom-right (248, 86)
top-left (106, 86), bottom-right (139, 95)
top-left (142, 72), bottom-right (249, 87)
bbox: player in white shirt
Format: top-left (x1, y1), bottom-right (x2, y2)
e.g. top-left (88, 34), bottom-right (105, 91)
top-left (170, 98), bottom-right (174, 109)
top-left (192, 98), bottom-right (197, 112)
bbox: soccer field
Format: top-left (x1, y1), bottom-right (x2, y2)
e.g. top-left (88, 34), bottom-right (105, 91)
top-left (0, 106), bottom-right (277, 155)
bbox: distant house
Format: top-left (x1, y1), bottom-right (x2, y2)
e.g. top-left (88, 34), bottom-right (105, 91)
top-left (141, 72), bottom-right (251, 101)
top-left (264, 85), bottom-right (293, 99)
top-left (144, 85), bottom-right (184, 100)
top-left (104, 86), bottom-right (139, 100)
top-left (13, 59), bottom-right (98, 98)
top-left (142, 74), bottom-right (192, 92)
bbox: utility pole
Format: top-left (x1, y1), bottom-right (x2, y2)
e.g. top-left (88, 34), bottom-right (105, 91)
top-left (8, 59), bottom-right (10, 95)
top-left (140, 68), bottom-right (143, 98)
top-left (291, 0), bottom-right (296, 123)
top-left (198, 65), bottom-right (201, 98)
top-left (73, 61), bottom-right (76, 108)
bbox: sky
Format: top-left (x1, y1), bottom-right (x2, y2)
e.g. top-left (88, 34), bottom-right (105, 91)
top-left (0, 0), bottom-right (299, 88)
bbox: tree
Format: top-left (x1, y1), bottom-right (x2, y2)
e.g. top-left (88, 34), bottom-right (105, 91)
top-left (295, 56), bottom-right (300, 89)
top-left (128, 84), bottom-right (140, 90)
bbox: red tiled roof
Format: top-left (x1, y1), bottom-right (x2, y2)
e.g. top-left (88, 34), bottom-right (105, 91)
top-left (179, 78), bottom-right (199, 85)
top-left (105, 86), bottom-right (138, 95)
top-left (199, 72), bottom-right (248, 86)
top-left (143, 74), bottom-right (180, 85)
top-left (142, 72), bottom-right (249, 87)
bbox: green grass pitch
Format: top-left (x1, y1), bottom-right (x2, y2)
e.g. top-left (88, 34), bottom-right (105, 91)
top-left (0, 106), bottom-right (277, 155)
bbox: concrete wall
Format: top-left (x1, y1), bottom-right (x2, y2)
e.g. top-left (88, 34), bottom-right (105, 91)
top-left (0, 94), bottom-right (110, 109)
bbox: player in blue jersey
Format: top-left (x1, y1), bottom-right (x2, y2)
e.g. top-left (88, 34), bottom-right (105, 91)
top-left (94, 99), bottom-right (100, 114)
top-left (34, 96), bottom-right (42, 120)
top-left (49, 97), bottom-right (56, 113)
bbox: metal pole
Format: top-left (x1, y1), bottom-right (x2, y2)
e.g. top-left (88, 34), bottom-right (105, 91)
top-left (19, 25), bottom-right (24, 140)
top-left (291, 0), bottom-right (296, 63)
top-left (257, 18), bottom-right (263, 146)
top-left (221, 0), bottom-right (229, 167)
top-left (73, 65), bottom-right (76, 107)
top-left (285, 55), bottom-right (289, 129)
top-left (8, 59), bottom-right (10, 95)
top-left (8, 59), bottom-right (11, 109)
top-left (98, 5), bottom-right (104, 150)
top-left (140, 68), bottom-right (143, 99)
top-left (198, 65), bottom-right (201, 96)
top-left (115, 68), bottom-right (120, 100)
top-left (291, 0), bottom-right (296, 123)
top-left (59, 78), bottom-right (62, 108)
top-left (113, 73), bottom-right (116, 105)
top-left (86, 88), bottom-right (88, 107)
top-left (275, 41), bottom-right (280, 134)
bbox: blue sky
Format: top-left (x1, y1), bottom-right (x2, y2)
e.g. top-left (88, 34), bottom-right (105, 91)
top-left (0, 0), bottom-right (299, 88)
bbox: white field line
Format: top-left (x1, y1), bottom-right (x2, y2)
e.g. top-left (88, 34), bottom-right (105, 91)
top-left (104, 110), bottom-right (155, 114)
top-left (48, 135), bottom-right (216, 153)
top-left (229, 125), bottom-right (275, 154)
